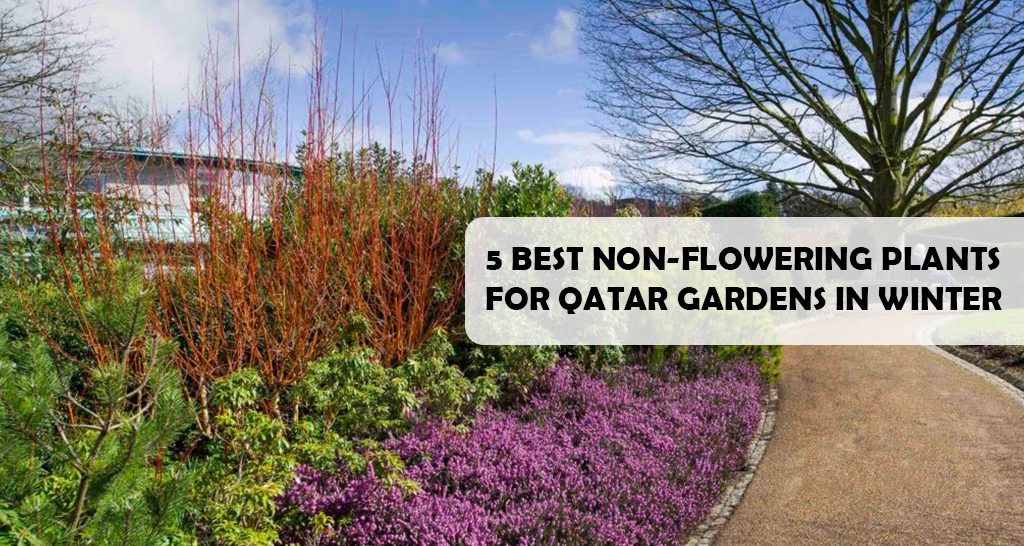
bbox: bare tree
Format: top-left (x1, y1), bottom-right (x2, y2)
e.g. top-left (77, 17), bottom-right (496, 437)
top-left (0, 0), bottom-right (95, 140)
top-left (583, 0), bottom-right (1024, 216)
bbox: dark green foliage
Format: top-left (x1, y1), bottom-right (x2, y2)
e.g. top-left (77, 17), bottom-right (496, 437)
top-left (702, 191), bottom-right (780, 217)
top-left (712, 345), bottom-right (783, 382)
top-left (561, 345), bottom-right (627, 373)
top-left (190, 369), bottom-right (309, 545)
top-left (188, 332), bottom-right (495, 545)
top-left (460, 344), bottom-right (560, 404)
top-left (0, 264), bottom-right (193, 546)
top-left (475, 162), bottom-right (574, 218)
top-left (0, 283), bottom-right (91, 375)
top-left (639, 345), bottom-right (781, 382)
top-left (646, 345), bottom-right (691, 377)
top-left (395, 333), bottom-right (499, 424)
top-left (296, 347), bottom-right (415, 439)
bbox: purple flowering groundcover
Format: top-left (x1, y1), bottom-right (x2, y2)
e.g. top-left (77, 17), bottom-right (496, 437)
top-left (279, 358), bottom-right (766, 545)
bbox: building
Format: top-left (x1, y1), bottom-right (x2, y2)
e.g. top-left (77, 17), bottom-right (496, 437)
top-left (2, 148), bottom-right (301, 245)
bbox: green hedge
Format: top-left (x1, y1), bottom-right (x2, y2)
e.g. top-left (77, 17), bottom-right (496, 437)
top-left (702, 191), bottom-right (779, 217)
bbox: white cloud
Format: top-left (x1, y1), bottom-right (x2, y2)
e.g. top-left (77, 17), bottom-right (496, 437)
top-left (516, 129), bottom-right (602, 147)
top-left (517, 128), bottom-right (616, 196)
top-left (436, 43), bottom-right (465, 64)
top-left (63, 0), bottom-right (313, 109)
top-left (530, 9), bottom-right (578, 61)
top-left (558, 165), bottom-right (616, 195)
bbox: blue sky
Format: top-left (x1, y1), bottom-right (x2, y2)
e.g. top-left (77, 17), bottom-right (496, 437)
top-left (68, 0), bottom-right (615, 195)
top-left (332, 1), bottom-right (606, 190)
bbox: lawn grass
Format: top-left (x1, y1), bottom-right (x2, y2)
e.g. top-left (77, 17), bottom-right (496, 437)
top-left (934, 309), bottom-right (1024, 346)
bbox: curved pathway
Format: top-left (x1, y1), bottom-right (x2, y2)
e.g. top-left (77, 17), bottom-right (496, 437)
top-left (717, 344), bottom-right (1024, 545)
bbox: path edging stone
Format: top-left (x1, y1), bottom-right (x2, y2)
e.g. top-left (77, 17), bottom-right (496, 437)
top-left (685, 384), bottom-right (779, 546)
top-left (918, 320), bottom-right (1024, 409)
top-left (929, 345), bottom-right (1024, 409)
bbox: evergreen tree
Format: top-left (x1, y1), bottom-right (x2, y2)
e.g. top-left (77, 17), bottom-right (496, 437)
top-left (0, 262), bottom-right (193, 545)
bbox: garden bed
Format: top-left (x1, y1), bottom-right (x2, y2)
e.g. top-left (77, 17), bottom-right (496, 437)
top-left (278, 357), bottom-right (767, 545)
top-left (940, 345), bottom-right (1024, 393)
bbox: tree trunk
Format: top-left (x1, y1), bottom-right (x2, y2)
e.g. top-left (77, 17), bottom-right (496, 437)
top-left (196, 381), bottom-right (212, 437)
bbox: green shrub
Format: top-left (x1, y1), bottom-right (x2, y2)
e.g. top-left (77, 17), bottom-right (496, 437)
top-left (188, 331), bottom-right (495, 544)
top-left (397, 332), bottom-right (500, 424)
top-left (460, 344), bottom-right (560, 404)
top-left (190, 369), bottom-right (321, 546)
top-left (645, 345), bottom-right (690, 377)
top-left (712, 345), bottom-right (783, 382)
top-left (701, 191), bottom-right (780, 217)
top-left (614, 203), bottom-right (642, 217)
top-left (190, 364), bottom-right (411, 546)
top-left (309, 331), bottom-right (502, 431)
top-left (296, 347), bottom-right (416, 439)
top-left (0, 282), bottom-right (94, 376)
top-left (475, 162), bottom-right (574, 218)
top-left (561, 345), bottom-right (627, 373)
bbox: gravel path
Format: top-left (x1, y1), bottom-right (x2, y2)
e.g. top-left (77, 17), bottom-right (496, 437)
top-left (717, 344), bottom-right (1024, 545)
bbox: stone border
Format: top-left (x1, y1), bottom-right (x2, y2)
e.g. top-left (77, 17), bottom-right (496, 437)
top-left (917, 320), bottom-right (1024, 410)
top-left (685, 384), bottom-right (779, 546)
top-left (938, 345), bottom-right (1024, 394)
top-left (928, 345), bottom-right (1024, 409)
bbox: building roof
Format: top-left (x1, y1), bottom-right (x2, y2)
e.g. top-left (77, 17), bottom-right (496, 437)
top-left (90, 147), bottom-right (303, 178)
top-left (3, 147), bottom-right (296, 245)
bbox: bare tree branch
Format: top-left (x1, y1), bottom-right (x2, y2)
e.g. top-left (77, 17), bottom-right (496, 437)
top-left (583, 0), bottom-right (1024, 216)
top-left (0, 0), bottom-right (95, 143)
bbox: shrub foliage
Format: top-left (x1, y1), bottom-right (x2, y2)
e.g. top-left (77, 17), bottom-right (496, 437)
top-left (701, 191), bottom-right (780, 217)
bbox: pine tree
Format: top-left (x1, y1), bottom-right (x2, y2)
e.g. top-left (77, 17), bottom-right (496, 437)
top-left (0, 262), bottom-right (193, 545)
